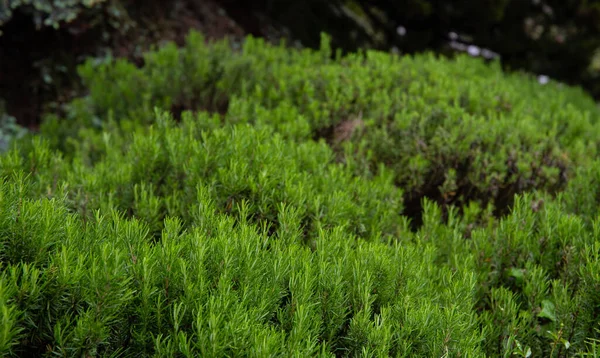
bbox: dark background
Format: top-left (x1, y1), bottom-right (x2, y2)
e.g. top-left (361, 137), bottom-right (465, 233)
top-left (2, 0), bottom-right (600, 129)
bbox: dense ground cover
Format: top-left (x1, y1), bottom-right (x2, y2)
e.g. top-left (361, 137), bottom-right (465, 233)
top-left (1, 31), bottom-right (600, 356)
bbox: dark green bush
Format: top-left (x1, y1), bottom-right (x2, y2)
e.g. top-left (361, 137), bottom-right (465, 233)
top-left (2, 31), bottom-right (600, 356)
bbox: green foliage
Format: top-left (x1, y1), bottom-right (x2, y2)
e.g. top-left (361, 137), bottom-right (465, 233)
top-left (46, 31), bottom-right (600, 217)
top-left (0, 0), bottom-right (107, 31)
top-left (0, 169), bottom-right (485, 356)
top-left (561, 159), bottom-right (600, 225)
top-left (6, 110), bottom-right (404, 242)
top-left (3, 130), bottom-right (600, 355)
top-left (223, 0), bottom-right (600, 99)
top-left (3, 31), bottom-right (600, 356)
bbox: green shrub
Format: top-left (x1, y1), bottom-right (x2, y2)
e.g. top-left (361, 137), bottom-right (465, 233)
top-left (3, 109), bottom-right (405, 242)
top-left (3, 141), bottom-right (600, 355)
top-left (0, 168), bottom-right (486, 356)
top-left (3, 30), bottom-right (600, 356)
top-left (561, 159), bottom-right (600, 226)
top-left (43, 31), bottom-right (600, 221)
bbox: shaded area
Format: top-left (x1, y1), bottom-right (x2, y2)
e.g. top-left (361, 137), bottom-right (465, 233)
top-left (3, 0), bottom-right (600, 130)
top-left (0, 0), bottom-right (249, 129)
top-left (217, 0), bottom-right (600, 99)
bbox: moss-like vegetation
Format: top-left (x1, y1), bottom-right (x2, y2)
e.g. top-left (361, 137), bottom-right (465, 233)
top-left (1, 31), bottom-right (600, 356)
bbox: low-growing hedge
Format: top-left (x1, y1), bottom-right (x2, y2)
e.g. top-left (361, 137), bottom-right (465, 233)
top-left (2, 129), bottom-right (600, 355)
top-left (2, 110), bottom-right (404, 242)
top-left (1, 31), bottom-right (600, 356)
top-left (0, 170), bottom-right (483, 357)
top-left (40, 31), bottom-right (600, 220)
